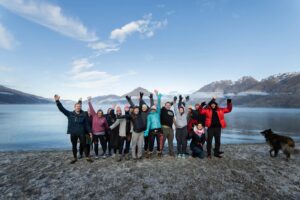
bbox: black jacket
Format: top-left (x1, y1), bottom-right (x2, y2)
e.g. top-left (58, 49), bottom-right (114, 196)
top-left (56, 100), bottom-right (91, 135)
top-left (190, 132), bottom-right (206, 149)
top-left (130, 113), bottom-right (146, 132)
top-left (160, 107), bottom-right (174, 128)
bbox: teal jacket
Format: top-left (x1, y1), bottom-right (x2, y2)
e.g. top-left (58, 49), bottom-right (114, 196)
top-left (144, 94), bottom-right (162, 136)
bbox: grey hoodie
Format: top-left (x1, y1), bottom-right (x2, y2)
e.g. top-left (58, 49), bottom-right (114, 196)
top-left (173, 103), bottom-right (188, 128)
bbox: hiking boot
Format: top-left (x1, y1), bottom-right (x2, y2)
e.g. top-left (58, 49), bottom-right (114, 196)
top-left (116, 154), bottom-right (122, 162)
top-left (70, 159), bottom-right (77, 164)
top-left (148, 152), bottom-right (153, 159)
top-left (86, 157), bottom-right (93, 163)
top-left (157, 151), bottom-right (162, 157)
top-left (169, 152), bottom-right (175, 157)
top-left (214, 154), bottom-right (223, 158)
top-left (207, 154), bottom-right (212, 159)
top-left (145, 151), bottom-right (150, 159)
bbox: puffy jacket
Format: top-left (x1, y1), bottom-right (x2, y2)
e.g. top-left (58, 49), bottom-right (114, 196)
top-left (198, 102), bottom-right (232, 128)
top-left (131, 113), bottom-right (146, 132)
top-left (56, 100), bottom-right (91, 135)
top-left (88, 102), bottom-right (109, 134)
top-left (144, 94), bottom-right (162, 136)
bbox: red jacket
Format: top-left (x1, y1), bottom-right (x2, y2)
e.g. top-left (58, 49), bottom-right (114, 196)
top-left (198, 102), bottom-right (232, 128)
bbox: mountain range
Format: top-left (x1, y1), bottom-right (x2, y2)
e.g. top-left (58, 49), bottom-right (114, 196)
top-left (0, 72), bottom-right (299, 107)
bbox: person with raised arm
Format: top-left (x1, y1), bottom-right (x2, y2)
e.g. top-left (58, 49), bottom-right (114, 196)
top-left (109, 105), bottom-right (132, 161)
top-left (173, 95), bottom-right (189, 158)
top-left (160, 97), bottom-right (175, 157)
top-left (198, 97), bottom-right (233, 158)
top-left (144, 90), bottom-right (163, 158)
top-left (54, 94), bottom-right (93, 164)
top-left (127, 92), bottom-right (154, 156)
top-left (87, 96), bottom-right (109, 159)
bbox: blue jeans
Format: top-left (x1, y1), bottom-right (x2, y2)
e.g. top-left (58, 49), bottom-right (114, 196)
top-left (191, 146), bottom-right (205, 159)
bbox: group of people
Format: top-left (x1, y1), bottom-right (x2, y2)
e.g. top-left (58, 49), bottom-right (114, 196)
top-left (54, 90), bottom-right (232, 164)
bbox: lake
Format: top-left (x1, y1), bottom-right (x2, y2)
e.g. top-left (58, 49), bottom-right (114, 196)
top-left (0, 104), bottom-right (299, 151)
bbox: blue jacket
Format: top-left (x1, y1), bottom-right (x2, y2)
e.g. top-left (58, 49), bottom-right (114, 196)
top-left (144, 94), bottom-right (162, 136)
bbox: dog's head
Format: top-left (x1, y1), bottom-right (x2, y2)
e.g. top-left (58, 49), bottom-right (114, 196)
top-left (261, 129), bottom-right (273, 137)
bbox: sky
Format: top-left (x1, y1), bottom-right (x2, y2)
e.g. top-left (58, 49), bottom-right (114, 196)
top-left (0, 0), bottom-right (299, 100)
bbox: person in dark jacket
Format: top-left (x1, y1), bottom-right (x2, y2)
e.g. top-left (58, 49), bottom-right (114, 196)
top-left (104, 108), bottom-right (114, 156)
top-left (160, 100), bottom-right (175, 156)
top-left (126, 95), bottom-right (148, 159)
top-left (110, 105), bottom-right (132, 161)
top-left (77, 98), bottom-right (92, 159)
top-left (127, 92), bottom-right (154, 155)
top-left (198, 98), bottom-right (232, 158)
top-left (54, 95), bottom-right (93, 164)
top-left (190, 123), bottom-right (206, 159)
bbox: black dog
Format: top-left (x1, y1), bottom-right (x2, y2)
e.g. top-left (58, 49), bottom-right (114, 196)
top-left (261, 129), bottom-right (295, 160)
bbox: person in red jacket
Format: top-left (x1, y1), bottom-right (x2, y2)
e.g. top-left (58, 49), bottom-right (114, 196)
top-left (198, 98), bottom-right (232, 158)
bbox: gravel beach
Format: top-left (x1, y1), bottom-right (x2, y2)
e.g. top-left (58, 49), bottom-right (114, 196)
top-left (0, 143), bottom-right (299, 200)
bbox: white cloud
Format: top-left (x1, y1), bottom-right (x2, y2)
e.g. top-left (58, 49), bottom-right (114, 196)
top-left (0, 0), bottom-right (98, 42)
top-left (87, 41), bottom-right (120, 56)
top-left (68, 58), bottom-right (136, 90)
top-left (0, 23), bottom-right (18, 50)
top-left (71, 58), bottom-right (94, 73)
top-left (0, 65), bottom-right (12, 72)
top-left (110, 14), bottom-right (167, 43)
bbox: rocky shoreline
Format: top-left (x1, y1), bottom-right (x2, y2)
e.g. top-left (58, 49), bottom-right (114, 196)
top-left (0, 143), bottom-right (299, 200)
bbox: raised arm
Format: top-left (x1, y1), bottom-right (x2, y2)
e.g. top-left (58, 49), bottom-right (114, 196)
top-left (126, 96), bottom-right (135, 107)
top-left (198, 101), bottom-right (208, 115)
top-left (87, 96), bottom-right (96, 117)
top-left (155, 90), bottom-right (162, 114)
top-left (149, 93), bottom-right (154, 107)
top-left (54, 95), bottom-right (71, 117)
top-left (221, 99), bottom-right (233, 113)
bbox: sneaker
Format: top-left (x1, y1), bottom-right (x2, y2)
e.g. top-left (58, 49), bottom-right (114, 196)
top-left (70, 159), bottom-right (77, 164)
top-left (181, 154), bottom-right (186, 159)
top-left (86, 157), bottom-right (93, 163)
top-left (102, 154), bottom-right (107, 159)
top-left (79, 155), bottom-right (83, 159)
top-left (177, 154), bottom-right (181, 158)
top-left (94, 156), bottom-right (99, 159)
top-left (125, 154), bottom-right (130, 160)
top-left (111, 154), bottom-right (116, 158)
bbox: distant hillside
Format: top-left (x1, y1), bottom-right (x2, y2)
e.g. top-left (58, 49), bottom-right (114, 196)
top-left (192, 72), bottom-right (300, 107)
top-left (0, 85), bottom-right (51, 104)
top-left (121, 87), bottom-right (151, 97)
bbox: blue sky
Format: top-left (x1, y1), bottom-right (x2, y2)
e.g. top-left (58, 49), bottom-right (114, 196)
top-left (0, 0), bottom-right (299, 100)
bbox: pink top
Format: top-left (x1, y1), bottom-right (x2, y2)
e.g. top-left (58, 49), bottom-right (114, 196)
top-left (88, 102), bottom-right (109, 135)
top-left (194, 127), bottom-right (205, 136)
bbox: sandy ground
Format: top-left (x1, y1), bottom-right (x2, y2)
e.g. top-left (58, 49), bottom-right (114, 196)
top-left (0, 143), bottom-right (299, 200)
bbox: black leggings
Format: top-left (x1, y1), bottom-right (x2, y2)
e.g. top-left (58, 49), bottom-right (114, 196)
top-left (70, 134), bottom-right (88, 159)
top-left (79, 141), bottom-right (90, 157)
top-left (144, 136), bottom-right (149, 151)
top-left (118, 136), bottom-right (131, 155)
top-left (93, 134), bottom-right (107, 156)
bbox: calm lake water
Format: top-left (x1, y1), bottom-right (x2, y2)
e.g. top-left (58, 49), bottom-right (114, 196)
top-left (0, 104), bottom-right (299, 151)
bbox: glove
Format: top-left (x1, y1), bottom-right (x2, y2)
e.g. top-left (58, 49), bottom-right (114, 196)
top-left (227, 99), bottom-right (232, 104)
top-left (179, 95), bottom-right (183, 101)
top-left (126, 96), bottom-right (131, 101)
top-left (185, 96), bottom-right (190, 102)
top-left (140, 92), bottom-right (144, 99)
top-left (201, 101), bottom-right (206, 107)
top-left (173, 96), bottom-right (177, 102)
top-left (149, 93), bottom-right (153, 99)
